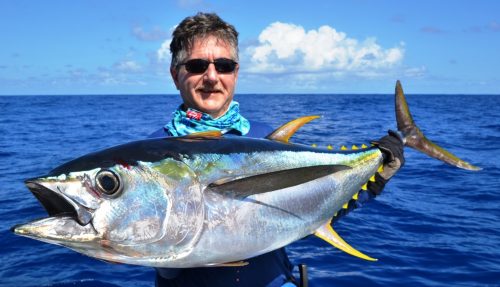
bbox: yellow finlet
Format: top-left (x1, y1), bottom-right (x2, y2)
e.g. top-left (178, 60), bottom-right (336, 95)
top-left (352, 145), bottom-right (359, 150)
top-left (314, 222), bottom-right (377, 261)
top-left (342, 202), bottom-right (349, 209)
top-left (369, 175), bottom-right (376, 182)
top-left (341, 145), bottom-right (347, 150)
top-left (311, 143), bottom-right (318, 148)
top-left (352, 192), bottom-right (359, 200)
top-left (327, 145), bottom-right (333, 150)
top-left (377, 165), bottom-right (384, 173)
top-left (361, 144), bottom-right (368, 148)
top-left (361, 183), bottom-right (368, 190)
top-left (266, 115), bottom-right (320, 143)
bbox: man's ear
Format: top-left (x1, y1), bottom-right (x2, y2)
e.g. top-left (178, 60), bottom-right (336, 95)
top-left (170, 67), bottom-right (180, 90)
top-left (234, 64), bottom-right (239, 79)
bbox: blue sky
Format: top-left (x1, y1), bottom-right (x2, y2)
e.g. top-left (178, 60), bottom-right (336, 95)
top-left (1, 0), bottom-right (499, 95)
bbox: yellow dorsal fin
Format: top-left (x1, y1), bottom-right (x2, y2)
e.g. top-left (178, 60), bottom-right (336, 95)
top-left (182, 130), bottom-right (223, 139)
top-left (266, 115), bottom-right (320, 143)
top-left (314, 222), bottom-right (377, 261)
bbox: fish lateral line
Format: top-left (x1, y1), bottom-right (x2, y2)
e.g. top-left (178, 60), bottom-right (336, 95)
top-left (241, 198), bottom-right (304, 220)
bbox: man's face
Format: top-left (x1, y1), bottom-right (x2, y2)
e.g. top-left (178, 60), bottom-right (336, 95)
top-left (171, 36), bottom-right (239, 119)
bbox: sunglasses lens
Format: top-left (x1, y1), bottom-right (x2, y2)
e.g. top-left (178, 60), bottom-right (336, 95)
top-left (182, 58), bottom-right (237, 74)
top-left (184, 59), bottom-right (209, 73)
top-left (214, 59), bottom-right (237, 73)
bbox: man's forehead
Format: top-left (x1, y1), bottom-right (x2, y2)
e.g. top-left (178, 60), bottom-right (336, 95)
top-left (190, 35), bottom-right (231, 50)
top-left (184, 36), bottom-right (234, 60)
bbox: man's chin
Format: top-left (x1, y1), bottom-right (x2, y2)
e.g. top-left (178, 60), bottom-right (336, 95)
top-left (198, 103), bottom-right (231, 119)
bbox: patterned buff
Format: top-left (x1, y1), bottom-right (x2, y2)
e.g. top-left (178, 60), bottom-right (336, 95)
top-left (164, 101), bottom-right (251, 137)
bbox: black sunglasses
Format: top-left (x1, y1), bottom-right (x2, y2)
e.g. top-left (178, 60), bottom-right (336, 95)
top-left (178, 58), bottom-right (238, 74)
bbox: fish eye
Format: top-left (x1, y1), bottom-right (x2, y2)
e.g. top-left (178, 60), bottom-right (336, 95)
top-left (95, 170), bottom-right (121, 196)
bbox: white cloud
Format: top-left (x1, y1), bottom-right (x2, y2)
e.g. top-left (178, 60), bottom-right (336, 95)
top-left (114, 60), bottom-right (142, 72)
top-left (156, 25), bottom-right (177, 64)
top-left (244, 22), bottom-right (405, 76)
top-left (157, 39), bottom-right (171, 63)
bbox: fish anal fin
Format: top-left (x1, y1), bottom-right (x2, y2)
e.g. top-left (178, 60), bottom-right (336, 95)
top-left (266, 115), bottom-right (320, 143)
top-left (314, 222), bottom-right (377, 262)
top-left (208, 165), bottom-right (350, 198)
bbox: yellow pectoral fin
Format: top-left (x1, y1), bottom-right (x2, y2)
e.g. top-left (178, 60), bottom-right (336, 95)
top-left (314, 223), bottom-right (377, 262)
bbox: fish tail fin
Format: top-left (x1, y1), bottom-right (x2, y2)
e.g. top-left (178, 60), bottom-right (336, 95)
top-left (394, 80), bottom-right (481, 171)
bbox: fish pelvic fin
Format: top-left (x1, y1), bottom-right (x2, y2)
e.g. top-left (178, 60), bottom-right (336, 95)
top-left (211, 261), bottom-right (249, 267)
top-left (314, 221), bottom-right (377, 262)
top-left (266, 115), bottom-right (320, 143)
top-left (394, 80), bottom-right (481, 171)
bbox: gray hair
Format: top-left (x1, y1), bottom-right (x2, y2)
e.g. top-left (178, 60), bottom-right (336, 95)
top-left (170, 12), bottom-right (239, 69)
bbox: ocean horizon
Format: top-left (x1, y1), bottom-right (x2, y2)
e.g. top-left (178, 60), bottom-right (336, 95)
top-left (1, 93), bottom-right (500, 97)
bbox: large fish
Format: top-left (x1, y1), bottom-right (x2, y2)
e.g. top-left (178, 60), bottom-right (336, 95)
top-left (12, 81), bottom-right (479, 267)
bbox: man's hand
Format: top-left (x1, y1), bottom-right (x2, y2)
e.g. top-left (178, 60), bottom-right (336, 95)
top-left (372, 131), bottom-right (405, 180)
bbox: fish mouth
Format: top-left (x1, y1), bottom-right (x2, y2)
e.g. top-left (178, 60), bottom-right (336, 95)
top-left (25, 178), bottom-right (77, 218)
top-left (24, 177), bottom-right (94, 226)
top-left (12, 177), bottom-right (99, 243)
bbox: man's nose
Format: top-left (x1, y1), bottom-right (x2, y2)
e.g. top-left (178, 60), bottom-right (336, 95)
top-left (203, 63), bottom-right (218, 83)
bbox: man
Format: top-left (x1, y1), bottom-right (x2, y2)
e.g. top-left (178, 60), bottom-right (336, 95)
top-left (152, 12), bottom-right (404, 287)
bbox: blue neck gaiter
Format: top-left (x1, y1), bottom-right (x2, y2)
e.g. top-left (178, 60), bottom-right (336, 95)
top-left (164, 101), bottom-right (250, 137)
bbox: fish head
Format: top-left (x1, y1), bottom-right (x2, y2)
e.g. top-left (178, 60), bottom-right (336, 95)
top-left (13, 142), bottom-right (203, 264)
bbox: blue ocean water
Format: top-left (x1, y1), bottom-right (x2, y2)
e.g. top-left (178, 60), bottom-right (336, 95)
top-left (1, 93), bottom-right (499, 287)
